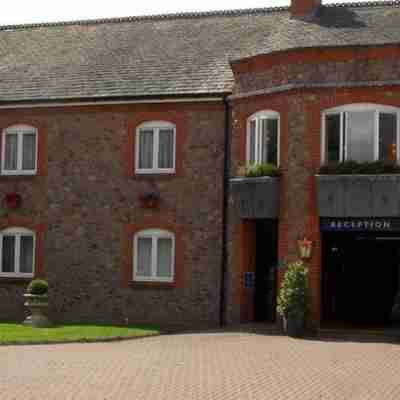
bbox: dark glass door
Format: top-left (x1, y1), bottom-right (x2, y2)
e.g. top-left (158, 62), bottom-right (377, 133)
top-left (254, 220), bottom-right (278, 322)
top-left (322, 232), bottom-right (400, 327)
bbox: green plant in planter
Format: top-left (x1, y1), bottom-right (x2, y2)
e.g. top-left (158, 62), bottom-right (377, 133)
top-left (24, 279), bottom-right (51, 328)
top-left (277, 261), bottom-right (310, 338)
top-left (319, 160), bottom-right (400, 175)
top-left (27, 279), bottom-right (49, 296)
top-left (245, 163), bottom-right (281, 178)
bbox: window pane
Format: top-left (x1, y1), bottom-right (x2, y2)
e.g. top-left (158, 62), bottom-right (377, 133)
top-left (4, 134), bottom-right (18, 170)
top-left (157, 238), bottom-right (173, 278)
top-left (136, 237), bottom-right (152, 277)
top-left (138, 130), bottom-right (154, 169)
top-left (2, 236), bottom-right (15, 273)
top-left (249, 120), bottom-right (256, 164)
top-left (326, 114), bottom-right (341, 163)
top-left (260, 119), bottom-right (269, 164)
top-left (22, 133), bottom-right (36, 170)
top-left (260, 118), bottom-right (278, 165)
top-left (158, 129), bottom-right (174, 169)
top-left (20, 236), bottom-right (34, 274)
top-left (346, 111), bottom-right (375, 162)
top-left (379, 113), bottom-right (397, 163)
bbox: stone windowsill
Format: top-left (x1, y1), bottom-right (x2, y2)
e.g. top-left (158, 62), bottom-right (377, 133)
top-left (129, 281), bottom-right (176, 289)
top-left (0, 277), bottom-right (32, 284)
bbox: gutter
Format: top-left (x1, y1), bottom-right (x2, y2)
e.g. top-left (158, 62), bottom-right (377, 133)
top-left (219, 96), bottom-right (231, 326)
top-left (0, 94), bottom-right (227, 109)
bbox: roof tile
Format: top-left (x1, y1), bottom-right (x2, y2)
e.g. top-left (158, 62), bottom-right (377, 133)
top-left (0, 2), bottom-right (399, 102)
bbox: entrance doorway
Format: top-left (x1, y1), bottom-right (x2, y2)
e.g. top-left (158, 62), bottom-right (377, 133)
top-left (322, 231), bottom-right (400, 328)
top-left (254, 220), bottom-right (278, 322)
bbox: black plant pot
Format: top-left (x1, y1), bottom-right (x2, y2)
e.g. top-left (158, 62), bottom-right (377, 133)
top-left (286, 315), bottom-right (305, 338)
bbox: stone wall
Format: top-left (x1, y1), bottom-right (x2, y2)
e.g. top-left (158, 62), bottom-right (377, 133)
top-left (0, 102), bottom-right (225, 327)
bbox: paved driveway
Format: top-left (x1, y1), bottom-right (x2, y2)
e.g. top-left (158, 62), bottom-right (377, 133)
top-left (1, 332), bottom-right (400, 399)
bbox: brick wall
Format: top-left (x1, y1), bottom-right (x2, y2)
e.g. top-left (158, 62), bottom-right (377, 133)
top-left (232, 45), bottom-right (400, 96)
top-left (290, 0), bottom-right (321, 18)
top-left (226, 45), bottom-right (400, 325)
top-left (0, 102), bottom-right (225, 327)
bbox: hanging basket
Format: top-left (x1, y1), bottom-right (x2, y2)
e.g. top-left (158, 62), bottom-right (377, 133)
top-left (138, 192), bottom-right (160, 209)
top-left (4, 192), bottom-right (22, 210)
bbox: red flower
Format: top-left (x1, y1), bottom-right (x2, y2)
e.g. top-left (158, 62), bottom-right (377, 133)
top-left (4, 192), bottom-right (22, 209)
top-left (138, 192), bottom-right (160, 209)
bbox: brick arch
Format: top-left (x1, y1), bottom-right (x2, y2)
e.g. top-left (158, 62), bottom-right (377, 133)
top-left (308, 87), bottom-right (400, 168)
top-left (0, 217), bottom-right (46, 279)
top-left (121, 219), bottom-right (184, 289)
top-left (0, 119), bottom-right (47, 177)
top-left (125, 111), bottom-right (186, 178)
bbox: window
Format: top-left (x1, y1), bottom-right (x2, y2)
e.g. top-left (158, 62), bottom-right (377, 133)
top-left (135, 121), bottom-right (176, 174)
top-left (0, 227), bottom-right (35, 278)
top-left (133, 229), bottom-right (175, 282)
top-left (1, 125), bottom-right (38, 175)
top-left (247, 111), bottom-right (280, 166)
top-left (322, 105), bottom-right (400, 164)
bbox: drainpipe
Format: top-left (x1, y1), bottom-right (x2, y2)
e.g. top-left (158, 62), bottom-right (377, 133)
top-left (220, 96), bottom-right (231, 326)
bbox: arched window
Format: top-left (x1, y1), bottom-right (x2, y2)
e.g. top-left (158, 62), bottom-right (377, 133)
top-left (133, 229), bottom-right (175, 282)
top-left (322, 104), bottom-right (400, 164)
top-left (247, 111), bottom-right (280, 166)
top-left (0, 227), bottom-right (35, 277)
top-left (1, 125), bottom-right (38, 175)
top-left (135, 121), bottom-right (176, 174)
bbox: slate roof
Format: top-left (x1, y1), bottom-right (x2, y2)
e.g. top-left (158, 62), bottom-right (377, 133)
top-left (0, 1), bottom-right (400, 103)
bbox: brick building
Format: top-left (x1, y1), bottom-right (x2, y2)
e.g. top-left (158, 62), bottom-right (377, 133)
top-left (1, 0), bottom-right (400, 329)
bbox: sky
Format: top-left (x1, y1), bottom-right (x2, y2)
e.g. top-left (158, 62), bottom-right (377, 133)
top-left (0, 0), bottom-right (384, 26)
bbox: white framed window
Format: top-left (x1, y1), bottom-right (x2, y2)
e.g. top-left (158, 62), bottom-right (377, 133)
top-left (322, 104), bottom-right (400, 164)
top-left (1, 125), bottom-right (38, 175)
top-left (133, 229), bottom-right (175, 282)
top-left (247, 111), bottom-right (280, 166)
top-left (135, 121), bottom-right (176, 174)
top-left (0, 227), bottom-right (35, 278)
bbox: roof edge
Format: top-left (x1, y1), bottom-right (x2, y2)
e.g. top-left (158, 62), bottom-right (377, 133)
top-left (0, 93), bottom-right (229, 109)
top-left (229, 42), bottom-right (400, 66)
top-left (0, 6), bottom-right (288, 31)
top-left (1, 1), bottom-right (399, 31)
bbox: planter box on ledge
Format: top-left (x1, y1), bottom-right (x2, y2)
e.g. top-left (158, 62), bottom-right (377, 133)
top-left (230, 176), bottom-right (280, 219)
top-left (316, 174), bottom-right (400, 217)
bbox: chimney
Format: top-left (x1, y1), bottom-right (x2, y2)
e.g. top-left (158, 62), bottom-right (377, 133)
top-left (291, 0), bottom-right (321, 19)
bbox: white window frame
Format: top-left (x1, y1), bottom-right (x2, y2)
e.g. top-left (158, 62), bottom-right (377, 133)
top-left (321, 104), bottom-right (400, 165)
top-left (1, 125), bottom-right (38, 175)
top-left (0, 227), bottom-right (35, 278)
top-left (133, 229), bottom-right (175, 283)
top-left (246, 110), bottom-right (280, 166)
top-left (135, 121), bottom-right (176, 174)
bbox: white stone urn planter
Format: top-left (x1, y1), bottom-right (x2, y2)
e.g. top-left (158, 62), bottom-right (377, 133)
top-left (23, 294), bottom-right (51, 328)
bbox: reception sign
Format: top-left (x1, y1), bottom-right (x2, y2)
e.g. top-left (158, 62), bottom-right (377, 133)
top-left (321, 218), bottom-right (400, 232)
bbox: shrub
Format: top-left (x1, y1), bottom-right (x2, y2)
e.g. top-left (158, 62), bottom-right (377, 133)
top-left (26, 279), bottom-right (49, 296)
top-left (277, 261), bottom-right (310, 319)
top-left (319, 160), bottom-right (400, 175)
top-left (245, 163), bottom-right (281, 178)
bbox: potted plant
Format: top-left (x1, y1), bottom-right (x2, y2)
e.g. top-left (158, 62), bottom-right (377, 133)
top-left (277, 261), bottom-right (310, 338)
top-left (230, 163), bottom-right (281, 219)
top-left (244, 163), bottom-right (281, 178)
top-left (23, 279), bottom-right (51, 328)
top-left (316, 161), bottom-right (400, 217)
